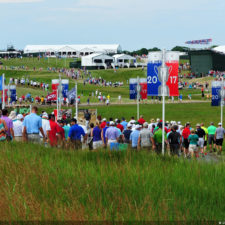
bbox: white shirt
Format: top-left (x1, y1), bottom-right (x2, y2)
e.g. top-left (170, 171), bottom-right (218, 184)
top-left (13, 120), bottom-right (24, 137)
top-left (40, 119), bottom-right (51, 137)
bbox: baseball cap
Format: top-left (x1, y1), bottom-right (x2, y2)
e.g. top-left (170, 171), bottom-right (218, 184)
top-left (196, 123), bottom-right (200, 127)
top-left (127, 123), bottom-right (132, 128)
top-left (178, 121), bottom-right (181, 125)
top-left (16, 114), bottom-right (23, 120)
top-left (135, 124), bottom-right (141, 129)
top-left (218, 122), bottom-right (222, 126)
top-left (143, 122), bottom-right (148, 127)
top-left (102, 118), bottom-right (107, 122)
top-left (110, 121), bottom-right (115, 126)
top-left (42, 112), bottom-right (48, 118)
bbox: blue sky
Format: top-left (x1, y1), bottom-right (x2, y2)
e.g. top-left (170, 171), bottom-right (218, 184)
top-left (0, 0), bottom-right (224, 51)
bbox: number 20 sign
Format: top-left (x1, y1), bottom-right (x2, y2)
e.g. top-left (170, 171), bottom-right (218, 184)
top-left (147, 52), bottom-right (179, 97)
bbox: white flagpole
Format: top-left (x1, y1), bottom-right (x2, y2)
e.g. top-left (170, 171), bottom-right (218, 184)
top-left (161, 49), bottom-right (166, 156)
top-left (2, 73), bottom-right (5, 110)
top-left (59, 74), bottom-right (62, 112)
top-left (57, 88), bottom-right (59, 121)
top-left (7, 84), bottom-right (10, 106)
top-left (137, 76), bottom-right (140, 120)
top-left (221, 77), bottom-right (224, 126)
top-left (76, 82), bottom-right (78, 120)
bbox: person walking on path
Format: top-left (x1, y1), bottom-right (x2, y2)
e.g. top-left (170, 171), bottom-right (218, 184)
top-left (168, 125), bottom-right (182, 156)
top-left (207, 122), bottom-right (217, 153)
top-left (23, 106), bottom-right (45, 144)
top-left (215, 123), bottom-right (225, 155)
top-left (182, 123), bottom-right (191, 157)
top-left (138, 122), bottom-right (154, 151)
top-left (1, 109), bottom-right (14, 141)
top-left (105, 121), bottom-right (120, 147)
top-left (188, 129), bottom-right (199, 158)
top-left (196, 124), bottom-right (206, 155)
top-left (0, 117), bottom-right (8, 142)
top-left (13, 114), bottom-right (24, 142)
top-left (91, 122), bottom-right (103, 150)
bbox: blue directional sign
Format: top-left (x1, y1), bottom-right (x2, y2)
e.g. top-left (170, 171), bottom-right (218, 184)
top-left (129, 79), bottom-right (137, 100)
top-left (147, 61), bottom-right (162, 96)
top-left (212, 81), bottom-right (222, 106)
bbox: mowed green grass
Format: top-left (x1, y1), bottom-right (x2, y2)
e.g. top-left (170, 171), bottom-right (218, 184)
top-left (0, 142), bottom-right (224, 221)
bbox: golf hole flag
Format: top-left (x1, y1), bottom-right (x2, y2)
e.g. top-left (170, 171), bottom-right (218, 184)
top-left (211, 81), bottom-right (225, 106)
top-left (147, 52), bottom-right (179, 96)
top-left (129, 78), bottom-right (147, 100)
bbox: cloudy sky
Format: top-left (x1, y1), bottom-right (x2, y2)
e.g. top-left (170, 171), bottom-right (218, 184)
top-left (0, 0), bottom-right (224, 51)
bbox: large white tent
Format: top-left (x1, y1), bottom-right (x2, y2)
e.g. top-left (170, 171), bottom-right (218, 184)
top-left (213, 46), bottom-right (225, 54)
top-left (113, 54), bottom-right (136, 68)
top-left (24, 44), bottom-right (122, 57)
top-left (82, 53), bottom-right (114, 69)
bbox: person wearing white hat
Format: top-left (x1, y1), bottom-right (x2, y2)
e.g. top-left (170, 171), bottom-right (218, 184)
top-left (129, 124), bottom-right (141, 150)
top-left (13, 114), bottom-right (24, 142)
top-left (123, 123), bottom-right (132, 144)
top-left (105, 121), bottom-right (120, 147)
top-left (215, 123), bottom-right (225, 155)
top-left (40, 112), bottom-right (51, 145)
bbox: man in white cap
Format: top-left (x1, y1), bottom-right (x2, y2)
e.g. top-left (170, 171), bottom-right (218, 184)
top-left (13, 114), bottom-right (24, 142)
top-left (123, 123), bottom-right (133, 144)
top-left (40, 112), bottom-right (51, 145)
top-left (130, 124), bottom-right (141, 150)
top-left (138, 122), bottom-right (154, 151)
top-left (105, 121), bottom-right (120, 147)
top-left (215, 123), bottom-right (225, 155)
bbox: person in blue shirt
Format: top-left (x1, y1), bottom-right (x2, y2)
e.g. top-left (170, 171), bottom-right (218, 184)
top-left (121, 117), bottom-right (128, 130)
top-left (23, 106), bottom-right (45, 144)
top-left (129, 124), bottom-right (141, 150)
top-left (68, 118), bottom-right (86, 150)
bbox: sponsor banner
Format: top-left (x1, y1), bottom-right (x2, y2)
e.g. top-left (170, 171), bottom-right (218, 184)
top-left (10, 85), bottom-right (16, 102)
top-left (129, 79), bottom-right (137, 100)
top-left (211, 81), bottom-right (224, 106)
top-left (52, 79), bottom-right (59, 91)
top-left (46, 91), bottom-right (57, 101)
top-left (140, 78), bottom-right (147, 100)
top-left (0, 76), bottom-right (2, 91)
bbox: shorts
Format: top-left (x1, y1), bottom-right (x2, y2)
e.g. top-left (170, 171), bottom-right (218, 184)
top-left (216, 139), bottom-right (223, 146)
top-left (208, 135), bottom-right (215, 145)
top-left (198, 138), bottom-right (204, 148)
top-left (204, 140), bottom-right (207, 147)
top-left (189, 144), bottom-right (197, 152)
top-left (183, 139), bottom-right (189, 149)
top-left (93, 141), bottom-right (103, 150)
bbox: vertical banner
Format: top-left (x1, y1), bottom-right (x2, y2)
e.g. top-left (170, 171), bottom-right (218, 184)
top-left (1, 89), bottom-right (8, 103)
top-left (129, 79), bottom-right (137, 100)
top-left (10, 85), bottom-right (16, 102)
top-left (166, 52), bottom-right (179, 96)
top-left (147, 52), bottom-right (162, 96)
top-left (62, 79), bottom-right (69, 98)
top-left (0, 76), bottom-right (2, 91)
top-left (147, 51), bottom-right (180, 96)
top-left (212, 81), bottom-right (222, 106)
top-left (140, 78), bottom-right (147, 100)
top-left (52, 79), bottom-right (59, 91)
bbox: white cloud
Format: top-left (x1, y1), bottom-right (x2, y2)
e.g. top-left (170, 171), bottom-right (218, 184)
top-left (0, 0), bottom-right (44, 3)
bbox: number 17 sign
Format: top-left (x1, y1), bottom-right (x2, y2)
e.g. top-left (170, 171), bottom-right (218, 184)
top-left (147, 51), bottom-right (179, 96)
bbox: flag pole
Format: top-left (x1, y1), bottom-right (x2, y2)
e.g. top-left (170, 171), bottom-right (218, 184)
top-left (7, 84), bottom-right (10, 106)
top-left (2, 74), bottom-right (5, 110)
top-left (57, 88), bottom-right (59, 121)
top-left (221, 76), bottom-right (224, 126)
top-left (75, 82), bottom-right (78, 120)
top-left (137, 76), bottom-right (140, 120)
top-left (161, 49), bottom-right (166, 156)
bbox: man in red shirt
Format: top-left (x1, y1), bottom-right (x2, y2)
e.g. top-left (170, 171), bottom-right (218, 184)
top-left (182, 123), bottom-right (191, 157)
top-left (49, 114), bottom-right (60, 147)
top-left (138, 115), bottom-right (146, 125)
top-left (100, 118), bottom-right (107, 129)
top-left (57, 120), bottom-right (65, 148)
top-left (116, 119), bottom-right (124, 132)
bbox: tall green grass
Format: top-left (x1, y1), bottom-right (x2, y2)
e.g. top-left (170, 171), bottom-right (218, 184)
top-left (0, 142), bottom-right (224, 221)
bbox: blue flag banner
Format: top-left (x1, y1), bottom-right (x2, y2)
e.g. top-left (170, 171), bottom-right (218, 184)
top-left (129, 79), bottom-right (137, 100)
top-left (212, 81), bottom-right (222, 106)
top-left (62, 79), bottom-right (69, 98)
top-left (10, 85), bottom-right (16, 103)
top-left (67, 87), bottom-right (76, 102)
top-left (0, 76), bottom-right (2, 91)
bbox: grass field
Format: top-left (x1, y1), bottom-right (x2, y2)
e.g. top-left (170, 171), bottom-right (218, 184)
top-left (0, 142), bottom-right (224, 221)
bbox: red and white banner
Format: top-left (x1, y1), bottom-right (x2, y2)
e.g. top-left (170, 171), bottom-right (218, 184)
top-left (1, 89), bottom-right (8, 103)
top-left (140, 78), bottom-right (147, 100)
top-left (52, 79), bottom-right (59, 91)
top-left (46, 91), bottom-right (57, 101)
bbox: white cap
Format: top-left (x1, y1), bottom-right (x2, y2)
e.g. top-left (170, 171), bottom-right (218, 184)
top-left (102, 118), bottom-right (107, 122)
top-left (143, 122), bottom-right (149, 127)
top-left (42, 112), bottom-right (48, 118)
top-left (16, 114), bottom-right (23, 120)
top-left (110, 121), bottom-right (115, 126)
top-left (135, 124), bottom-right (141, 129)
top-left (127, 123), bottom-right (132, 128)
top-left (218, 122), bottom-right (222, 126)
top-left (178, 121), bottom-right (181, 125)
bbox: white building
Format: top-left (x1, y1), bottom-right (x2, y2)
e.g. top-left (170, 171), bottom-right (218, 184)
top-left (24, 44), bottom-right (122, 57)
top-left (81, 53), bottom-right (114, 69)
top-left (112, 54), bottom-right (136, 68)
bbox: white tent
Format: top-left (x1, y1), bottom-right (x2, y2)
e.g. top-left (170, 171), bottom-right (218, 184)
top-left (113, 54), bottom-right (136, 68)
top-left (82, 53), bottom-right (114, 69)
top-left (213, 46), bottom-right (225, 54)
top-left (24, 44), bottom-right (122, 57)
